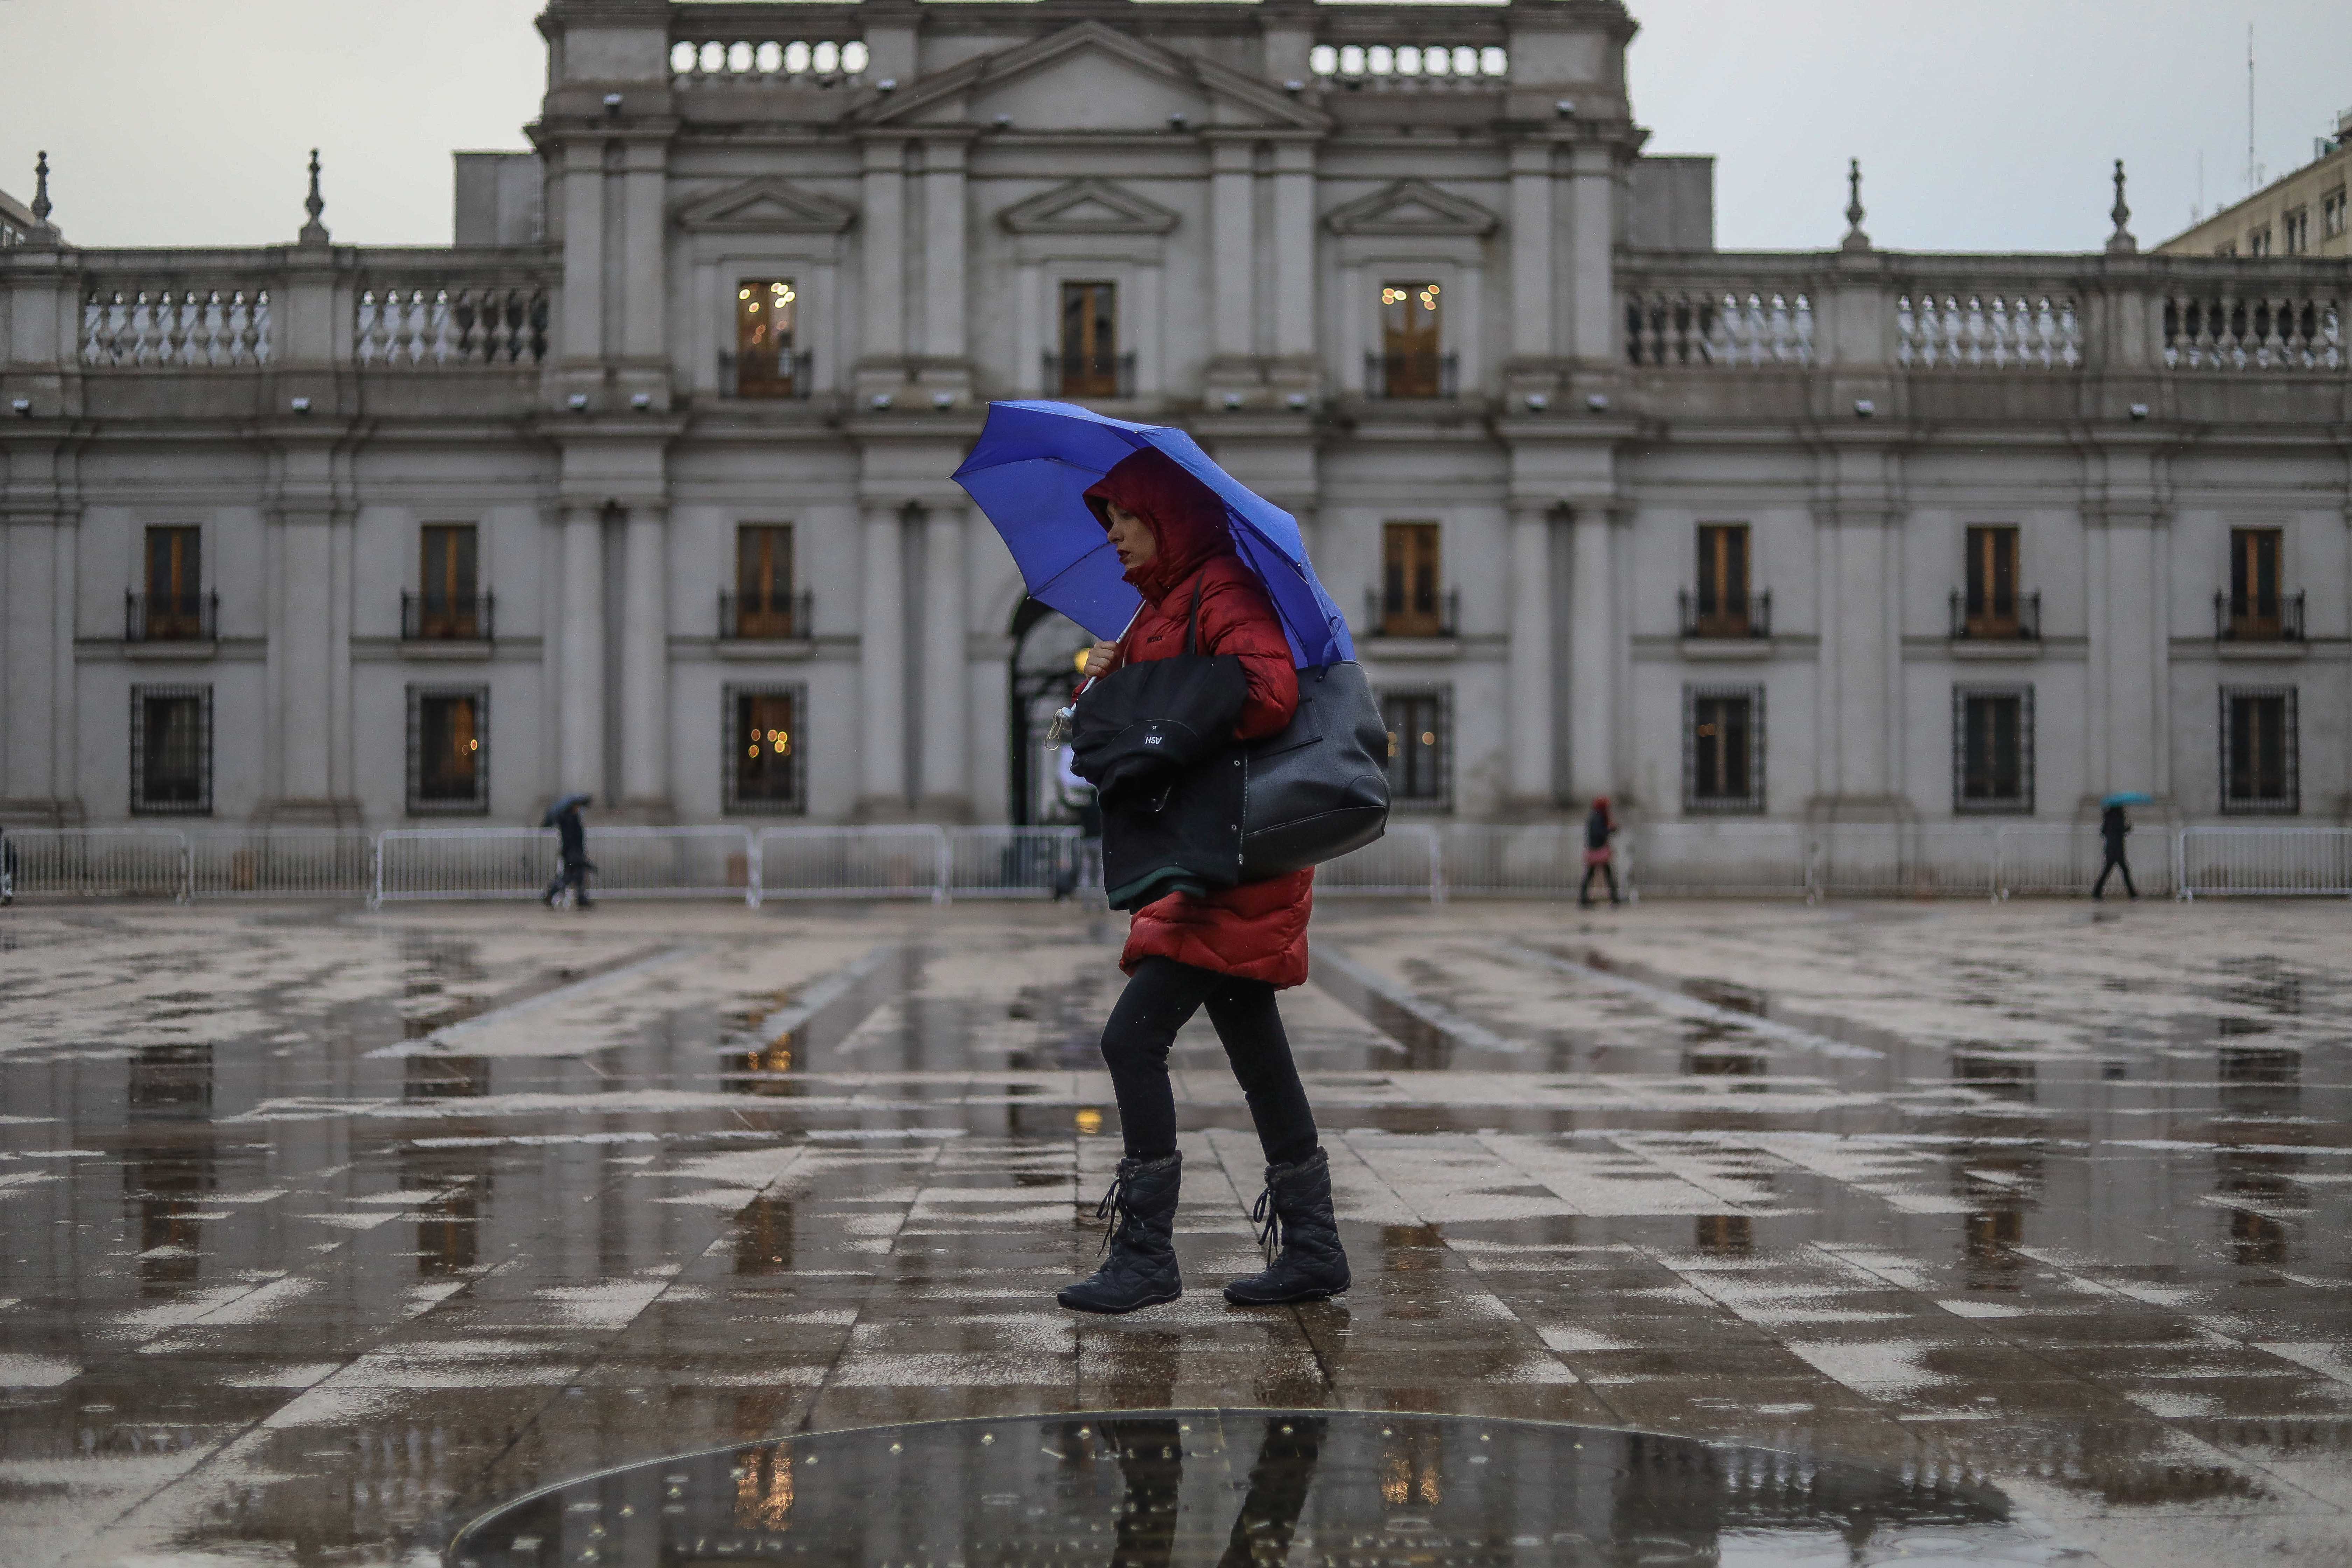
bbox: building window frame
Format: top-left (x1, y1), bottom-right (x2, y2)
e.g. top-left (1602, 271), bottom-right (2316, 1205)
top-left (1054, 279), bottom-right (1128, 399)
top-left (724, 683), bottom-right (807, 816)
top-left (1376, 522), bottom-right (1448, 637)
top-left (2281, 205), bottom-right (2311, 255)
top-left (2246, 224), bottom-right (2273, 257)
top-left (731, 278), bottom-right (807, 398)
top-left (1376, 685), bottom-right (1452, 812)
top-left (1683, 684), bottom-right (1765, 814)
top-left (726, 522), bottom-right (806, 639)
top-left (2323, 186), bottom-right (2347, 239)
top-left (2219, 686), bottom-right (2298, 816)
top-left (407, 685), bottom-right (490, 817)
top-left (1952, 685), bottom-right (2034, 815)
top-left (1371, 278), bottom-right (1455, 398)
top-left (409, 522), bottom-right (488, 641)
top-left (130, 684), bottom-right (212, 817)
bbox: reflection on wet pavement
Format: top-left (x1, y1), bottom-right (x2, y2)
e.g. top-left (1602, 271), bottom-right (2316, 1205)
top-left (0, 898), bottom-right (2346, 1566)
top-left (451, 1409), bottom-right (2052, 1565)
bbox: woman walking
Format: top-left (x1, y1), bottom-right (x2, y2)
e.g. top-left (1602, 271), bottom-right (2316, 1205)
top-left (1056, 448), bottom-right (1349, 1315)
top-left (1578, 795), bottom-right (1620, 907)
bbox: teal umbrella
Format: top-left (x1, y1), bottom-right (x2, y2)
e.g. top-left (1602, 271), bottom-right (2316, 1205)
top-left (2102, 791), bottom-right (2152, 808)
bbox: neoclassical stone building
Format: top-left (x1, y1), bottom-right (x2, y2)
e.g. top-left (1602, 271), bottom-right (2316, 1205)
top-left (1, 0), bottom-right (2345, 832)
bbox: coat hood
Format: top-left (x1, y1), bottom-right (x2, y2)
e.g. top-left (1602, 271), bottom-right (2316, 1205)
top-left (1083, 448), bottom-right (1234, 603)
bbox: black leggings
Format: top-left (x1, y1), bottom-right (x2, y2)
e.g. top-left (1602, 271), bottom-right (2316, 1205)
top-left (1100, 957), bottom-right (1318, 1168)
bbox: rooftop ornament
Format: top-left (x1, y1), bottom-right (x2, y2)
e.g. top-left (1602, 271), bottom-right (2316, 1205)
top-left (2106, 159), bottom-right (2137, 255)
top-left (299, 148), bottom-right (329, 247)
top-left (1840, 158), bottom-right (1870, 253)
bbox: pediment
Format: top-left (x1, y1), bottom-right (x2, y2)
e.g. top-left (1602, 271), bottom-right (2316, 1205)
top-left (672, 177), bottom-right (856, 234)
top-left (1325, 180), bottom-right (1499, 238)
top-left (855, 22), bottom-right (1329, 133)
top-left (999, 178), bottom-right (1178, 236)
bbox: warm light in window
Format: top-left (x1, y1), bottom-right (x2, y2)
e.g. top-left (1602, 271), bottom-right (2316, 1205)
top-left (1698, 723), bottom-right (1717, 738)
top-left (1381, 287), bottom-right (1406, 305)
top-left (468, 738), bottom-right (480, 751)
top-left (1420, 731), bottom-right (1436, 747)
top-left (771, 282), bottom-right (796, 303)
top-left (1418, 285), bottom-right (1440, 310)
top-left (1074, 1107), bottom-right (1105, 1135)
top-left (738, 287), bottom-right (752, 301)
top-left (1386, 730), bottom-right (1400, 757)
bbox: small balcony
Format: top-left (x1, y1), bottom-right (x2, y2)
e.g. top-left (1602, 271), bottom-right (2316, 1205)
top-left (1949, 590), bottom-right (2040, 641)
top-left (2215, 590), bottom-right (2304, 642)
top-left (1678, 589), bottom-right (1771, 640)
top-left (1364, 351), bottom-right (1458, 400)
top-left (1363, 587), bottom-right (1458, 639)
top-left (721, 349), bottom-right (814, 399)
top-left (1043, 351), bottom-right (1135, 400)
top-left (721, 590), bottom-right (813, 641)
top-left (125, 591), bottom-right (217, 642)
top-left (402, 592), bottom-right (495, 643)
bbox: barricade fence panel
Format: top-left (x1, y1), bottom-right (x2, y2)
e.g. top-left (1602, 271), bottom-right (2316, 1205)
top-left (1813, 824), bottom-right (1998, 898)
top-left (1624, 822), bottom-right (1813, 897)
top-left (582, 827), bottom-right (759, 902)
top-left (1, 829), bottom-right (189, 900)
top-left (186, 829), bottom-right (376, 899)
top-left (754, 826), bottom-right (948, 902)
top-left (378, 827), bottom-right (564, 902)
top-left (2180, 827), bottom-right (2352, 898)
top-left (947, 827), bottom-right (1086, 899)
top-left (1994, 825), bottom-right (2176, 898)
top-left (1316, 824), bottom-right (1441, 897)
top-left (1440, 824), bottom-right (1586, 899)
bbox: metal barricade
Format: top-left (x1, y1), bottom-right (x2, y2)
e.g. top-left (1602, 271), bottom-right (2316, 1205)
top-left (1991, 825), bottom-right (2174, 899)
top-left (376, 826), bottom-right (757, 905)
top-left (1812, 823), bottom-right (1997, 899)
top-left (2179, 826), bottom-right (2352, 899)
top-left (1439, 824), bottom-right (1585, 899)
top-left (753, 825), bottom-right (949, 904)
top-left (1316, 823), bottom-right (1442, 898)
top-left (946, 827), bottom-right (1087, 899)
top-left (186, 829), bottom-right (376, 899)
top-left (1624, 822), bottom-right (1813, 898)
top-left (582, 827), bottom-right (759, 904)
top-left (0, 828), bottom-right (189, 900)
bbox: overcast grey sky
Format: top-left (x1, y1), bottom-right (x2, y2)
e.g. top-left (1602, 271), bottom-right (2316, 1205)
top-left (4, 1), bottom-right (2347, 253)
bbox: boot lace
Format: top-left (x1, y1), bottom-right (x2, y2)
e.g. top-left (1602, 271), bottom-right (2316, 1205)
top-left (1250, 1185), bottom-right (1284, 1265)
top-left (1093, 1170), bottom-right (1133, 1258)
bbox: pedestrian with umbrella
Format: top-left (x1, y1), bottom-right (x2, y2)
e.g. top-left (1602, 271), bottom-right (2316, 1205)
top-left (2094, 791), bottom-right (2148, 900)
top-left (541, 793), bottom-right (594, 910)
top-left (954, 405), bottom-right (1366, 1316)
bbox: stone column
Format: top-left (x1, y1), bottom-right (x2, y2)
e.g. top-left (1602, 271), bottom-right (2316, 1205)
top-left (860, 142), bottom-right (905, 367)
top-left (274, 510), bottom-right (337, 805)
top-left (1210, 141), bottom-right (1256, 361)
top-left (1506, 502), bottom-right (1558, 807)
top-left (618, 503), bottom-right (668, 808)
top-left (2089, 508), bottom-right (2168, 800)
top-left (859, 504), bottom-right (908, 810)
top-left (620, 139), bottom-right (667, 365)
top-left (1271, 142), bottom-right (1316, 362)
top-left (920, 504), bottom-right (969, 813)
top-left (1564, 143), bottom-right (1616, 363)
top-left (1, 517), bottom-right (60, 812)
top-left (559, 504), bottom-right (605, 794)
top-left (1566, 503), bottom-right (1617, 804)
top-left (922, 139), bottom-right (967, 362)
top-left (558, 142), bottom-right (606, 363)
top-left (1507, 142), bottom-right (1555, 359)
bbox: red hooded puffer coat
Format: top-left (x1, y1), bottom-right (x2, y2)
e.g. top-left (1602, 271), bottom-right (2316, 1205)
top-left (1082, 449), bottom-right (1314, 989)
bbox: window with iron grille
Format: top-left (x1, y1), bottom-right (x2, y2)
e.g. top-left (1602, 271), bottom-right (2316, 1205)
top-left (1953, 685), bottom-right (2033, 813)
top-left (726, 684), bottom-right (806, 814)
top-left (130, 685), bottom-right (211, 816)
top-left (407, 686), bottom-right (489, 816)
top-left (1377, 687), bottom-right (1450, 810)
top-left (1684, 684), bottom-right (1763, 812)
top-left (2220, 687), bottom-right (2297, 814)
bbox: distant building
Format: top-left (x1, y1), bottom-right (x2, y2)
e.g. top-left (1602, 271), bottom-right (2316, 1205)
top-left (0, 0), bottom-right (2346, 834)
top-left (2158, 107), bottom-right (2351, 259)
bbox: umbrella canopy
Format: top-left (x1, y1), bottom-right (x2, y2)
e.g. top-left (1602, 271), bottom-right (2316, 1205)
top-left (952, 401), bottom-right (1355, 667)
top-left (2101, 791), bottom-right (2154, 808)
top-left (540, 793), bottom-right (592, 827)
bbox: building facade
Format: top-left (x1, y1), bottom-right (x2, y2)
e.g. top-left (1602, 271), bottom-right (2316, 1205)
top-left (1, 0), bottom-right (2346, 833)
top-left (2159, 107), bottom-right (2351, 261)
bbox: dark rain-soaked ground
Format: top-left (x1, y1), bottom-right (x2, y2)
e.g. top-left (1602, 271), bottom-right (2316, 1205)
top-left (0, 895), bottom-right (2346, 1566)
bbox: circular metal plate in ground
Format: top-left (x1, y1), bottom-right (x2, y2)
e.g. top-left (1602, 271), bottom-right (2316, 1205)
top-left (451, 1408), bottom-right (2054, 1565)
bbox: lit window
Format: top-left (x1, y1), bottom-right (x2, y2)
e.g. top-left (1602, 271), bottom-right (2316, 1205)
top-left (1685, 686), bottom-right (1763, 812)
top-left (1378, 689), bottom-right (1450, 808)
top-left (735, 279), bottom-right (801, 397)
top-left (408, 686), bottom-right (489, 815)
top-left (727, 686), bottom-right (806, 813)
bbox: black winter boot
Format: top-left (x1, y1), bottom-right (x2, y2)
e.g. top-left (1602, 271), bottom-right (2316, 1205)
top-left (1058, 1153), bottom-right (1183, 1314)
top-left (1223, 1148), bottom-right (1350, 1306)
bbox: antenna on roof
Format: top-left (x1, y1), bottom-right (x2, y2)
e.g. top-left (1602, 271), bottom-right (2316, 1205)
top-left (2245, 23), bottom-right (2256, 195)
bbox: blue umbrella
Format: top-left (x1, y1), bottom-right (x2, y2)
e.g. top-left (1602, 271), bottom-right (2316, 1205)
top-left (2102, 791), bottom-right (2154, 808)
top-left (952, 401), bottom-right (1354, 667)
top-left (540, 793), bottom-right (591, 827)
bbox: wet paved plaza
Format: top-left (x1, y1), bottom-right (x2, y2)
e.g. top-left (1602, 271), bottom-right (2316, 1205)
top-left (0, 895), bottom-right (2347, 1566)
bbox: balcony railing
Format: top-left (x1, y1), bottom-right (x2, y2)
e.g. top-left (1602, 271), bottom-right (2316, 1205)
top-left (125, 592), bottom-right (217, 642)
top-left (356, 284), bottom-right (548, 367)
top-left (1678, 589), bottom-right (1771, 640)
top-left (724, 349), bottom-right (814, 399)
top-left (1043, 352), bottom-right (1135, 400)
top-left (2214, 590), bottom-right (2305, 642)
top-left (1365, 351), bottom-right (1458, 399)
top-left (401, 592), bottom-right (495, 643)
top-left (720, 590), bottom-right (814, 641)
top-left (1949, 590), bottom-right (2041, 641)
top-left (1363, 587), bottom-right (1458, 639)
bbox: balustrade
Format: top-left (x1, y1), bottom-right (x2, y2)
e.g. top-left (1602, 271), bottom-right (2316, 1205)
top-left (356, 284), bottom-right (548, 368)
top-left (671, 38), bottom-right (869, 84)
top-left (2164, 291), bottom-right (2343, 371)
top-left (1310, 43), bottom-right (1507, 89)
top-left (1624, 286), bottom-right (1814, 367)
top-left (1898, 290), bottom-right (2081, 369)
top-left (82, 285), bottom-right (271, 367)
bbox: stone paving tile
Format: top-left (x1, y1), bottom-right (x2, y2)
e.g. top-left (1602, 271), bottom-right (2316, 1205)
top-left (0, 898), bottom-right (2345, 1564)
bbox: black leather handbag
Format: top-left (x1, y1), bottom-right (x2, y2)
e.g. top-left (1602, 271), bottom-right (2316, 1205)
top-left (1237, 660), bottom-right (1391, 878)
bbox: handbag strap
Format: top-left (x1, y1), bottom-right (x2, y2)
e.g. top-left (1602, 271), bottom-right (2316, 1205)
top-left (1184, 579), bottom-right (1205, 656)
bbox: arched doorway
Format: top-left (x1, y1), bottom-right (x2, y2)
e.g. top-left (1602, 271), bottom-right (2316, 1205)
top-left (1006, 598), bottom-right (1094, 826)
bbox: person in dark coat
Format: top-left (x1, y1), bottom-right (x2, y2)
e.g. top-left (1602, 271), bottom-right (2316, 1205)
top-left (2092, 803), bottom-right (2136, 899)
top-left (542, 796), bottom-right (594, 909)
top-left (1578, 796), bottom-right (1620, 907)
top-left (1055, 447), bottom-right (1348, 1317)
